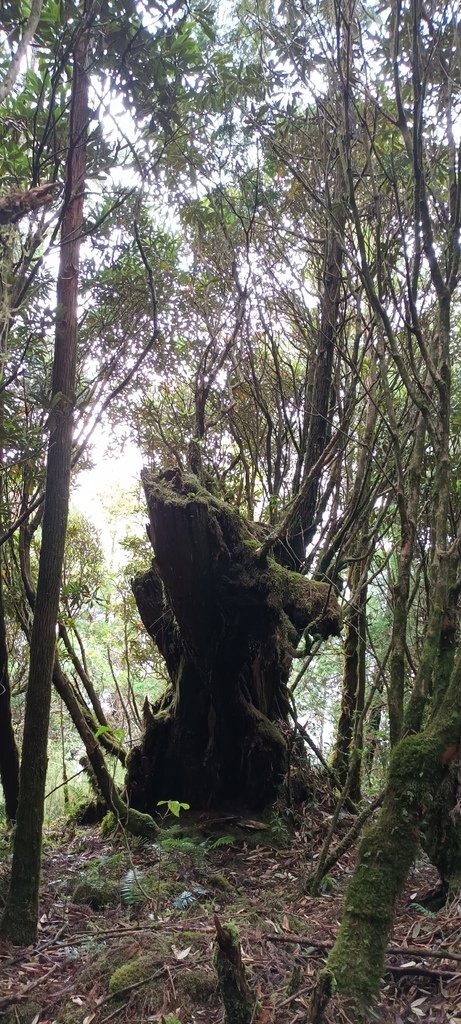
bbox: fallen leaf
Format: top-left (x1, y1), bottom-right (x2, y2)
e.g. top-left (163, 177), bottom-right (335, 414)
top-left (171, 945), bottom-right (191, 960)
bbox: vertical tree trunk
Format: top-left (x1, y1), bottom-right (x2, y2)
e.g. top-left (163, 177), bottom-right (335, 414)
top-left (0, 576), bottom-right (19, 821)
top-left (286, 155), bottom-right (346, 568)
top-left (330, 555), bottom-right (367, 799)
top-left (0, 26), bottom-right (88, 944)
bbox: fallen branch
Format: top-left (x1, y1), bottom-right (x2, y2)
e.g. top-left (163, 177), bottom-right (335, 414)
top-left (0, 963), bottom-right (57, 1009)
top-left (304, 788), bottom-right (384, 891)
top-left (266, 932), bottom-right (461, 964)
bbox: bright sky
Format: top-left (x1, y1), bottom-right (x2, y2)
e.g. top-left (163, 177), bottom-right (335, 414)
top-left (71, 428), bottom-right (144, 559)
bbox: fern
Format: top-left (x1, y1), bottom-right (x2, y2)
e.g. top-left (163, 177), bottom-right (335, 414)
top-left (120, 868), bottom-right (146, 907)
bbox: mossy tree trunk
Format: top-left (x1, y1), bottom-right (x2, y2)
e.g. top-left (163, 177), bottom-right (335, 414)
top-left (312, 659), bottom-right (461, 1022)
top-left (127, 468), bottom-right (341, 813)
top-left (213, 916), bottom-right (257, 1024)
top-left (53, 656), bottom-right (158, 839)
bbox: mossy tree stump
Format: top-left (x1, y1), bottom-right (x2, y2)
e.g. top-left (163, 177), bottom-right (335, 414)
top-left (126, 469), bottom-right (340, 813)
top-left (213, 915), bottom-right (257, 1024)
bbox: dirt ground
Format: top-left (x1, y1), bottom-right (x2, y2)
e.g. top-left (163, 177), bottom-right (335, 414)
top-left (1, 799), bottom-right (461, 1024)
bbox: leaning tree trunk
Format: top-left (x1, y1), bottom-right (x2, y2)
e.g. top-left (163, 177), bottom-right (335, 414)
top-left (311, 658), bottom-right (461, 1023)
top-left (126, 469), bottom-right (341, 814)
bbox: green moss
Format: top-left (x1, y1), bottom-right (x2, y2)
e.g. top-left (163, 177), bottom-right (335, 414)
top-left (213, 921), bottom-right (257, 1024)
top-left (54, 1004), bottom-right (84, 1024)
top-left (71, 878), bottom-right (119, 909)
top-left (3, 1002), bottom-right (42, 1024)
top-left (108, 953), bottom-right (162, 997)
top-left (209, 873), bottom-right (235, 892)
top-left (80, 934), bottom-right (171, 990)
top-left (100, 811), bottom-right (117, 837)
top-left (179, 930), bottom-right (207, 942)
top-left (177, 967), bottom-right (217, 1002)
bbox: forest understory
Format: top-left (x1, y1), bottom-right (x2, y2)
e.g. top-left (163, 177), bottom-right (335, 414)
top-left (1, 791), bottom-right (461, 1024)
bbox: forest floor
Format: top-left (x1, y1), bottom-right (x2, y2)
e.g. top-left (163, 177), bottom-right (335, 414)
top-left (1, 791), bottom-right (461, 1024)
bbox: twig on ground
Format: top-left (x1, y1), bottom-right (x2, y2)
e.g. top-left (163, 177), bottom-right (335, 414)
top-left (0, 963), bottom-right (57, 1009)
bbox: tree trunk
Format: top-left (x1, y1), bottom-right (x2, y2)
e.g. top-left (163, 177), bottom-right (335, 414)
top-left (52, 657), bottom-right (158, 839)
top-left (0, 576), bottom-right (19, 821)
top-left (330, 554), bottom-right (367, 800)
top-left (0, 28), bottom-right (88, 945)
top-left (126, 468), bottom-right (341, 814)
top-left (286, 123), bottom-right (346, 569)
top-left (213, 916), bottom-right (257, 1024)
top-left (311, 664), bottom-right (461, 1022)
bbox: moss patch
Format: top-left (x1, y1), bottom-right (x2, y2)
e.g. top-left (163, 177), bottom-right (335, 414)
top-left (209, 872), bottom-right (236, 892)
top-left (4, 1002), bottom-right (42, 1024)
top-left (108, 952), bottom-right (165, 1013)
top-left (177, 967), bottom-right (217, 1003)
top-left (71, 878), bottom-right (119, 909)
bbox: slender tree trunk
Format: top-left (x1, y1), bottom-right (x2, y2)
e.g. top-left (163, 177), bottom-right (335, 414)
top-left (0, 218), bottom-right (20, 820)
top-left (0, 27), bottom-right (88, 944)
top-left (0, 575), bottom-right (19, 821)
top-left (388, 413), bottom-right (426, 745)
top-left (330, 555), bottom-right (367, 798)
top-left (286, 154), bottom-right (346, 569)
top-left (52, 657), bottom-right (158, 838)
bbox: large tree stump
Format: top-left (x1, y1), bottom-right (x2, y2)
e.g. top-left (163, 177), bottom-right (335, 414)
top-left (126, 469), bottom-right (341, 812)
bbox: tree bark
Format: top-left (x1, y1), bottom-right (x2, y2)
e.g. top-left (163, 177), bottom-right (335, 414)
top-left (213, 916), bottom-right (257, 1024)
top-left (0, 0), bottom-right (44, 105)
top-left (0, 27), bottom-right (88, 945)
top-left (0, 576), bottom-right (19, 821)
top-left (52, 657), bottom-right (158, 839)
top-left (311, 658), bottom-right (461, 1022)
top-left (127, 468), bottom-right (341, 814)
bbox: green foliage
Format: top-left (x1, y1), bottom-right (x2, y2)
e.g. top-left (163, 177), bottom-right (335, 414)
top-left (157, 798), bottom-right (190, 818)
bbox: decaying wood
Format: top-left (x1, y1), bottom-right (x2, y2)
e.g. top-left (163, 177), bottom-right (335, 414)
top-left (128, 468), bottom-right (341, 812)
top-left (213, 915), bottom-right (257, 1024)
